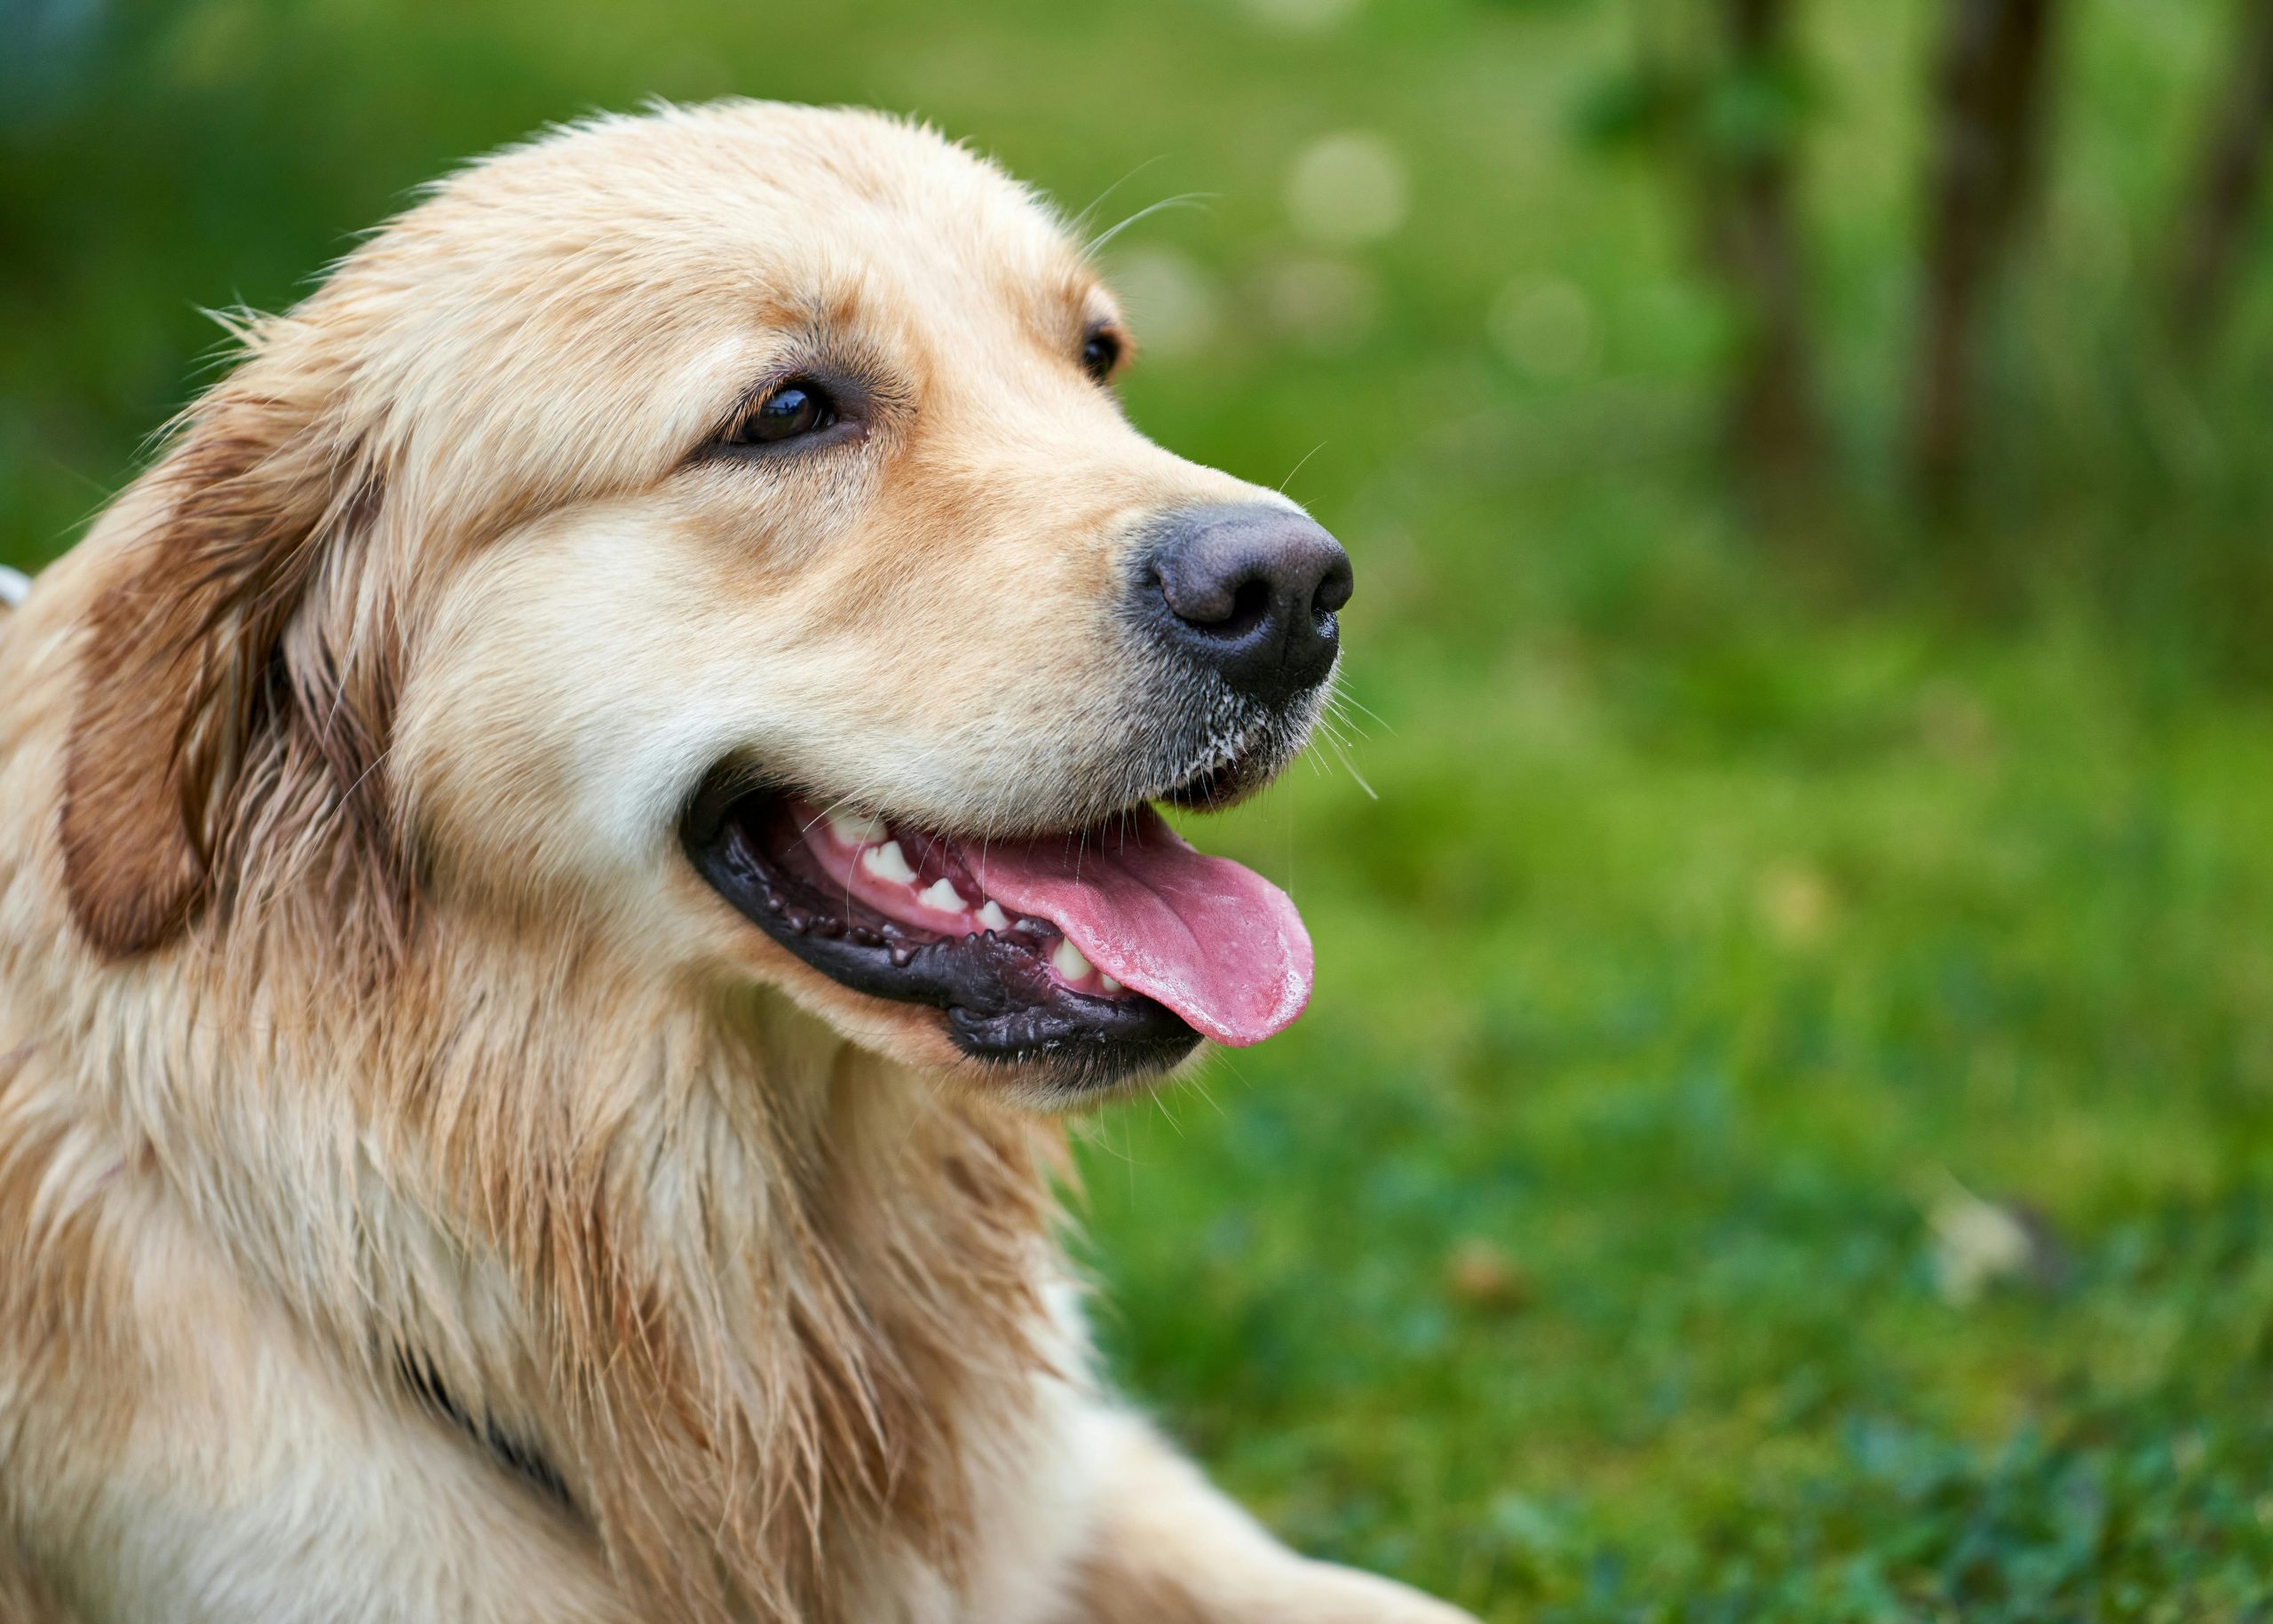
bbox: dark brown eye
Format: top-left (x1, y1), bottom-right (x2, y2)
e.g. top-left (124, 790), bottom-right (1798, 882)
top-left (731, 381), bottom-right (837, 445)
top-left (1080, 329), bottom-right (1122, 384)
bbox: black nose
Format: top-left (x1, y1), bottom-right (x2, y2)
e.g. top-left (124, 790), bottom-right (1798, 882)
top-left (1141, 504), bottom-right (1353, 702)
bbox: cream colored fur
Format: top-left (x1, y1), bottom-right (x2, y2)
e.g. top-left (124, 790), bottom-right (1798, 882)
top-left (0, 102), bottom-right (1473, 1623)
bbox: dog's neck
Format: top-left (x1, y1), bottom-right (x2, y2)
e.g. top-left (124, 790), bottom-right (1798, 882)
top-left (17, 891), bottom-right (1076, 1621)
top-left (377, 963), bottom-right (1078, 1621)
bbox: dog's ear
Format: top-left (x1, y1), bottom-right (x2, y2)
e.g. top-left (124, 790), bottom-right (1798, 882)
top-left (61, 364), bottom-right (399, 957)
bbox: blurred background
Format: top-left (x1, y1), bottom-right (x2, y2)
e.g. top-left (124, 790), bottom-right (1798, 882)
top-left (9, 0), bottom-right (2273, 1616)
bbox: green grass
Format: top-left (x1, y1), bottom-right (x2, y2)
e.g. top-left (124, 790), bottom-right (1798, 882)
top-left (12, 1), bottom-right (2273, 1616)
top-left (1106, 618), bottom-right (2273, 1619)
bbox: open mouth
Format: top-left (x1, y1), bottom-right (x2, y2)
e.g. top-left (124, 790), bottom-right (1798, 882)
top-left (681, 780), bottom-right (1313, 1088)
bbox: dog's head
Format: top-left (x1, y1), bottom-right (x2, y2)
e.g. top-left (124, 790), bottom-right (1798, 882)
top-left (59, 102), bottom-right (1348, 1099)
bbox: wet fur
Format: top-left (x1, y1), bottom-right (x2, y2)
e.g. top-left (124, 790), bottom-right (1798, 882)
top-left (0, 103), bottom-right (1470, 1622)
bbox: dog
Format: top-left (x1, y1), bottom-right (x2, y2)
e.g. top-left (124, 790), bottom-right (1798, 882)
top-left (0, 102), bottom-right (1475, 1623)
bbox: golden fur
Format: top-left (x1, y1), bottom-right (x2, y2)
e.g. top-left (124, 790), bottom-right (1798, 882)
top-left (0, 102), bottom-right (1472, 1622)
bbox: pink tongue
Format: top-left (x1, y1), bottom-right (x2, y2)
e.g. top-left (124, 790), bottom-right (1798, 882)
top-left (961, 809), bottom-right (1313, 1047)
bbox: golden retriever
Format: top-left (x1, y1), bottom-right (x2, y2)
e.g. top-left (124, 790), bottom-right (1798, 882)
top-left (0, 101), bottom-right (1474, 1623)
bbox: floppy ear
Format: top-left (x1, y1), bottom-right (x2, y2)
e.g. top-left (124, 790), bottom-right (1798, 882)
top-left (61, 376), bottom-right (399, 958)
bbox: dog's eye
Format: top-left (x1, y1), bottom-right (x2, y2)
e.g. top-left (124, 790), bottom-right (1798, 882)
top-left (1080, 328), bottom-right (1122, 384)
top-left (730, 381), bottom-right (838, 445)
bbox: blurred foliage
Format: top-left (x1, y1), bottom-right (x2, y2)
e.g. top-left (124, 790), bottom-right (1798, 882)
top-left (1573, 20), bottom-right (1819, 161)
top-left (11, 0), bottom-right (2273, 1616)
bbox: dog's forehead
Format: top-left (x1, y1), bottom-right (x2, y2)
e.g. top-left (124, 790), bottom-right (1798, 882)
top-left (432, 102), bottom-right (1098, 326)
top-left (319, 104), bottom-right (1122, 527)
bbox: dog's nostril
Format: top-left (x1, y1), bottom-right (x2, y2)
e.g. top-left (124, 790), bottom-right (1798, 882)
top-left (1218, 576), bottom-right (1273, 638)
top-left (1140, 504), bottom-right (1353, 703)
top-left (1155, 560), bottom-right (1272, 635)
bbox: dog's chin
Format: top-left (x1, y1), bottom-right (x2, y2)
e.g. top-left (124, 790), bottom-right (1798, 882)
top-left (678, 741), bottom-right (1311, 1101)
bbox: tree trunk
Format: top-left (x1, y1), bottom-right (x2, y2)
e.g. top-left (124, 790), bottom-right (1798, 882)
top-left (1909, 0), bottom-right (2062, 511)
top-left (2171, 0), bottom-right (2273, 356)
top-left (1712, 0), bottom-right (1823, 487)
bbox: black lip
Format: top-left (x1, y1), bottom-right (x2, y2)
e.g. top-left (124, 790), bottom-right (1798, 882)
top-left (681, 786), bottom-right (1202, 1089)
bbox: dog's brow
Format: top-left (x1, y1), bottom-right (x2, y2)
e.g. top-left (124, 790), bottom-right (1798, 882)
top-left (792, 280), bottom-right (872, 335)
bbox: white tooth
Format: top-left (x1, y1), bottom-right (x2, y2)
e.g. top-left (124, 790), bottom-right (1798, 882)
top-left (861, 840), bottom-right (918, 885)
top-left (828, 809), bottom-right (887, 847)
top-left (1097, 972), bottom-right (1122, 994)
top-left (917, 877), bottom-right (965, 913)
top-left (978, 900), bottom-right (1010, 933)
top-left (1051, 937), bottom-right (1094, 983)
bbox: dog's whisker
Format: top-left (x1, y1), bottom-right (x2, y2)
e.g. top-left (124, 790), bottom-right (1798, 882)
top-left (1069, 155), bottom-right (1167, 235)
top-left (1325, 687), bottom-right (1390, 733)
top-left (1277, 440), bottom-right (1328, 497)
top-left (1321, 734), bottom-right (1377, 800)
top-left (1082, 192), bottom-right (1215, 258)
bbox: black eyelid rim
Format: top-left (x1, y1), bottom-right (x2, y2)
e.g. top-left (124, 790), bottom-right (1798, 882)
top-left (693, 353), bottom-right (900, 461)
top-left (717, 368), bottom-right (845, 443)
top-left (732, 379), bottom-right (837, 444)
top-left (1081, 317), bottom-right (1132, 380)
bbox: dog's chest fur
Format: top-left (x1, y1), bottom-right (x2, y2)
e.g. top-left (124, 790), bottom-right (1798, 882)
top-left (0, 841), bottom-right (1101, 1623)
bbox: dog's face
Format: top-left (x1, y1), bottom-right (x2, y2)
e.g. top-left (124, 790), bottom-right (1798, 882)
top-left (63, 104), bottom-right (1346, 1100)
